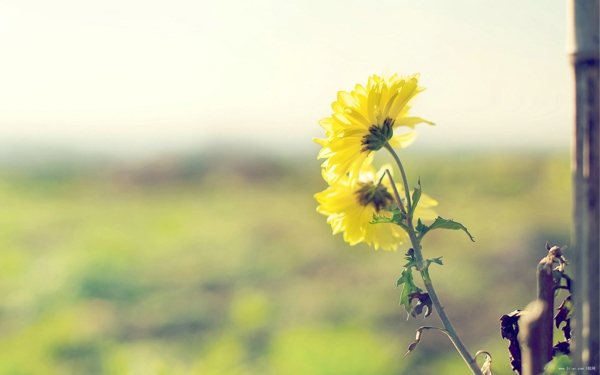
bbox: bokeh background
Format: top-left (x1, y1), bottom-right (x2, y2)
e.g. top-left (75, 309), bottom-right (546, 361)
top-left (0, 1), bottom-right (573, 374)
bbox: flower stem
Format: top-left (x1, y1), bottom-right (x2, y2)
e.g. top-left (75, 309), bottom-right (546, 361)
top-left (384, 143), bottom-right (483, 375)
top-left (383, 143), bottom-right (412, 212)
top-left (385, 169), bottom-right (406, 213)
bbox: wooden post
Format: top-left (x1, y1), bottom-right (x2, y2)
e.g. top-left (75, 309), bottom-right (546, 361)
top-left (567, 0), bottom-right (599, 372)
top-left (518, 248), bottom-right (561, 375)
top-left (519, 300), bottom-right (548, 375)
top-left (535, 255), bottom-right (556, 369)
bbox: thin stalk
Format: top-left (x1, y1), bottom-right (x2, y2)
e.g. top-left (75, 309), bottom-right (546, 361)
top-left (405, 326), bottom-right (450, 356)
top-left (383, 143), bottom-right (482, 375)
top-left (407, 227), bottom-right (482, 374)
top-left (377, 171), bottom-right (387, 186)
top-left (383, 143), bottom-right (412, 212)
top-left (385, 169), bottom-right (406, 213)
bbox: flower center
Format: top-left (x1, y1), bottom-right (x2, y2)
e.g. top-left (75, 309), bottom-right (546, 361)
top-left (355, 182), bottom-right (394, 212)
top-left (361, 117), bottom-right (395, 152)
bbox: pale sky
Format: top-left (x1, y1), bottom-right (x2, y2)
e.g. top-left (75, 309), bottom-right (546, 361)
top-left (0, 0), bottom-right (572, 157)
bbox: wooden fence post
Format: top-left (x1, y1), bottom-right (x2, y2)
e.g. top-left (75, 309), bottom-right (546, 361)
top-left (518, 247), bottom-right (565, 375)
top-left (567, 0), bottom-right (599, 372)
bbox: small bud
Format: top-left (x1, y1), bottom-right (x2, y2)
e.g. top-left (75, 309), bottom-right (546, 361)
top-left (405, 340), bottom-right (419, 356)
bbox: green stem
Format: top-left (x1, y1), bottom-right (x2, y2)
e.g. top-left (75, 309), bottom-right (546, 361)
top-left (385, 169), bottom-right (406, 213)
top-left (384, 143), bottom-right (482, 375)
top-left (383, 143), bottom-right (412, 212)
top-left (377, 170), bottom-right (387, 186)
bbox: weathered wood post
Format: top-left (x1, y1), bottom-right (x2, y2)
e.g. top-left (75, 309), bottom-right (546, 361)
top-left (518, 247), bottom-right (566, 375)
top-left (567, 0), bottom-right (599, 372)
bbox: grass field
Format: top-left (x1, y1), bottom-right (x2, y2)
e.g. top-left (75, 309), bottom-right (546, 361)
top-left (0, 150), bottom-right (572, 375)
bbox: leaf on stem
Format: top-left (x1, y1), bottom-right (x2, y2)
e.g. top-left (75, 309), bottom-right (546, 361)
top-left (429, 257), bottom-right (443, 266)
top-left (416, 216), bottom-right (475, 242)
top-left (554, 295), bottom-right (572, 340)
top-left (408, 178), bottom-right (422, 217)
top-left (409, 291), bottom-right (433, 318)
top-left (403, 259), bottom-right (422, 269)
top-left (499, 310), bottom-right (522, 374)
top-left (554, 296), bottom-right (572, 329)
top-left (371, 208), bottom-right (408, 232)
top-left (395, 267), bottom-right (421, 318)
top-left (403, 257), bottom-right (443, 271)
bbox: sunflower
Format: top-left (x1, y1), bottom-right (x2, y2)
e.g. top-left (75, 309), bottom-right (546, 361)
top-left (315, 73), bottom-right (434, 184)
top-left (315, 163), bottom-right (438, 250)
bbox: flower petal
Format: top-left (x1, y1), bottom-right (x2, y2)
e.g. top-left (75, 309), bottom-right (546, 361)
top-left (388, 131), bottom-right (418, 149)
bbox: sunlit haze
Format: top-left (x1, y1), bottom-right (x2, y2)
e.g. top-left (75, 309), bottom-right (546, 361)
top-left (1, 0), bottom-right (572, 157)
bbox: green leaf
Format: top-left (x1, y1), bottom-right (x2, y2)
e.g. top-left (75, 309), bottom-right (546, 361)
top-left (371, 209), bottom-right (408, 232)
top-left (417, 216), bottom-right (475, 242)
top-left (395, 269), bottom-right (407, 288)
top-left (404, 257), bottom-right (443, 271)
top-left (543, 354), bottom-right (572, 375)
top-left (415, 218), bottom-right (426, 233)
top-left (395, 268), bottom-right (421, 317)
top-left (408, 178), bottom-right (422, 217)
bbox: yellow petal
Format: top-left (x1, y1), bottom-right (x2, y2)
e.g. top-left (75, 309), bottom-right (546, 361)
top-left (394, 116), bottom-right (435, 128)
top-left (388, 131), bottom-right (418, 149)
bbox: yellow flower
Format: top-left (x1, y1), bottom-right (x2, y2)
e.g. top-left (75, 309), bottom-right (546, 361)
top-left (315, 163), bottom-right (438, 251)
top-left (315, 73), bottom-right (434, 184)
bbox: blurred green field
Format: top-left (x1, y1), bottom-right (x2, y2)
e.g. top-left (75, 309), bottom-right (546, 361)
top-left (0, 150), bottom-right (571, 375)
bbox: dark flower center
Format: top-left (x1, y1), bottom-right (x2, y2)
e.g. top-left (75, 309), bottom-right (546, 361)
top-left (355, 182), bottom-right (394, 212)
top-left (361, 117), bottom-right (395, 152)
